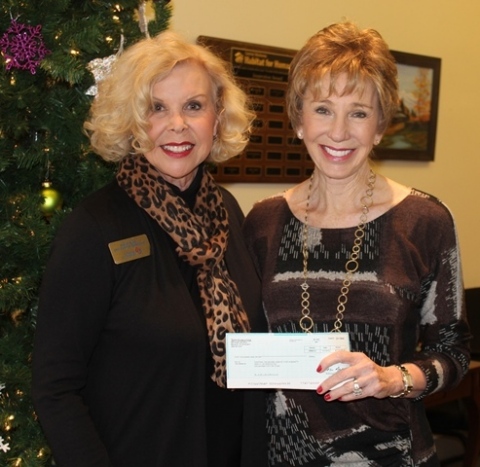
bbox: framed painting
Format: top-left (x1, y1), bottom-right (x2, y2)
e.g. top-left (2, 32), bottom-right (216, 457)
top-left (374, 51), bottom-right (441, 161)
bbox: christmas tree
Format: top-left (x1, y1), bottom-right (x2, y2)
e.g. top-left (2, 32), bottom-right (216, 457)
top-left (0, 1), bottom-right (171, 464)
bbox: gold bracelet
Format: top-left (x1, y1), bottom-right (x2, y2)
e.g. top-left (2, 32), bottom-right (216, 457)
top-left (389, 364), bottom-right (413, 398)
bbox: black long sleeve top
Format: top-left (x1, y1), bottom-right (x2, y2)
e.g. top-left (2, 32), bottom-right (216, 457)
top-left (32, 179), bottom-right (268, 467)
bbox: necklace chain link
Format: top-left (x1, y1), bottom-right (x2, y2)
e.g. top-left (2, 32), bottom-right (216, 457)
top-left (299, 169), bottom-right (376, 333)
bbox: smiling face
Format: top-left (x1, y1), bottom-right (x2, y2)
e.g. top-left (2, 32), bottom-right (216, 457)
top-left (298, 73), bottom-right (383, 181)
top-left (144, 60), bottom-right (218, 190)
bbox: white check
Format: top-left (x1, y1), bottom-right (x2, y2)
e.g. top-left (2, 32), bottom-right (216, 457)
top-left (226, 332), bottom-right (350, 390)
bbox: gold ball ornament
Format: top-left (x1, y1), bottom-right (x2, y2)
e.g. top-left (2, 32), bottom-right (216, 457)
top-left (40, 181), bottom-right (63, 216)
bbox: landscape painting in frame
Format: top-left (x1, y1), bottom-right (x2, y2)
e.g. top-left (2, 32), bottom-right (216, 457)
top-left (375, 51), bottom-right (441, 161)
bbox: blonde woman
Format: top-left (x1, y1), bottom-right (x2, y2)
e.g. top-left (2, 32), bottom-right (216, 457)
top-left (33, 31), bottom-right (268, 467)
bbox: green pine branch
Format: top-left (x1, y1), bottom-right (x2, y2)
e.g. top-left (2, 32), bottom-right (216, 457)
top-left (0, 1), bottom-right (171, 463)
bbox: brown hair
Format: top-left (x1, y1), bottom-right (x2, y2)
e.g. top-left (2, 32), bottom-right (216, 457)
top-left (286, 22), bottom-right (399, 133)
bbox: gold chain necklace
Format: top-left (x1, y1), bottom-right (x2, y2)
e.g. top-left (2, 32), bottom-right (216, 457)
top-left (299, 169), bottom-right (376, 333)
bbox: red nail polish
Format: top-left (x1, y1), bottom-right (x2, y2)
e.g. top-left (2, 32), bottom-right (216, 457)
top-left (324, 393), bottom-right (331, 401)
top-left (316, 386), bottom-right (323, 394)
top-left (317, 365), bottom-right (322, 372)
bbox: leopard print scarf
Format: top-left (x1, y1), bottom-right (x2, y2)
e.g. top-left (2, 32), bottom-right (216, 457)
top-left (116, 154), bottom-right (251, 388)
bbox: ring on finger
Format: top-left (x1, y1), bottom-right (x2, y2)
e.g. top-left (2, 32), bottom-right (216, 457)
top-left (352, 378), bottom-right (363, 397)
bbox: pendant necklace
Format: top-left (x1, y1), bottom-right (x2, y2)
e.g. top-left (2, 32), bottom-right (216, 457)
top-left (299, 169), bottom-right (376, 333)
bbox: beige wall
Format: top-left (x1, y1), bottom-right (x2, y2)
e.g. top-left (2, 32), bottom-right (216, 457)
top-left (171, 0), bottom-right (480, 288)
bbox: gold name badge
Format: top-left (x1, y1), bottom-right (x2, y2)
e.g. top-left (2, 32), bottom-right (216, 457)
top-left (108, 234), bottom-right (151, 265)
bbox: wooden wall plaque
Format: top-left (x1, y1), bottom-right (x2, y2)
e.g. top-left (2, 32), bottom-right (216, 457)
top-left (197, 36), bottom-right (313, 183)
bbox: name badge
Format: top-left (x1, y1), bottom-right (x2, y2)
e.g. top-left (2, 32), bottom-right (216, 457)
top-left (108, 234), bottom-right (151, 264)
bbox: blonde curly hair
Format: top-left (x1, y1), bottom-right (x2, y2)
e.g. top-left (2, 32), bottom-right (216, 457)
top-left (286, 22), bottom-right (399, 134)
top-left (84, 31), bottom-right (255, 163)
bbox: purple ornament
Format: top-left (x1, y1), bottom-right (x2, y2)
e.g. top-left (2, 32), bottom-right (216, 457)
top-left (0, 19), bottom-right (50, 74)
